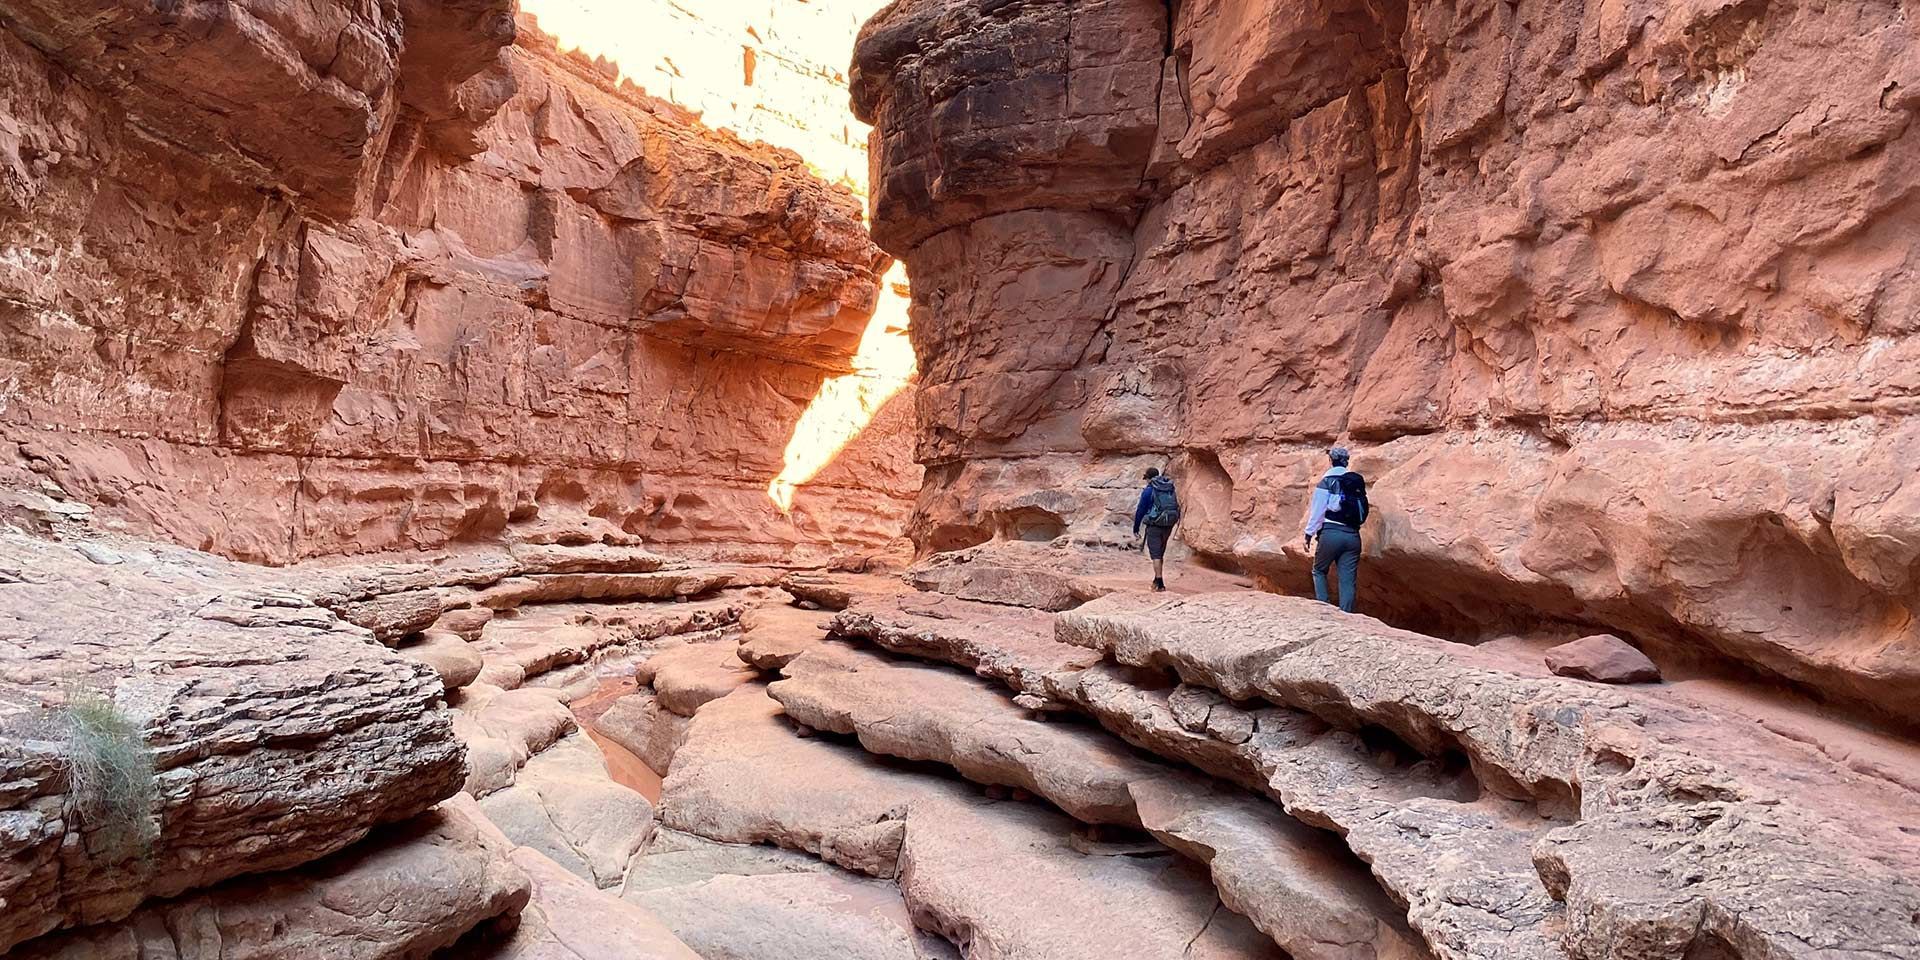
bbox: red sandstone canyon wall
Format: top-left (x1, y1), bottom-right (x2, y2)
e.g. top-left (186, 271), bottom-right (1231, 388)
top-left (853, 0), bottom-right (1920, 717)
top-left (0, 0), bottom-right (918, 566)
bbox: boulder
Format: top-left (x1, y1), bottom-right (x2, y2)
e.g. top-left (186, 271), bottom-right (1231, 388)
top-left (0, 536), bottom-right (466, 952)
top-left (737, 603), bottom-right (836, 671)
top-left (402, 630), bottom-right (486, 691)
top-left (637, 642), bottom-right (761, 717)
top-left (1543, 634), bottom-right (1662, 684)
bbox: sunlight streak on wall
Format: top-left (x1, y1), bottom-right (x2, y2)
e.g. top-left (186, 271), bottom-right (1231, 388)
top-left (515, 1), bottom-right (917, 516)
top-left (768, 264), bottom-right (915, 513)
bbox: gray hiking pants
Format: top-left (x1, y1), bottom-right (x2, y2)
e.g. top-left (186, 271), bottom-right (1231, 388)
top-left (1312, 525), bottom-right (1361, 613)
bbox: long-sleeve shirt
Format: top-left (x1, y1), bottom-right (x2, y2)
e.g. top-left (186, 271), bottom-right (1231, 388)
top-left (1302, 466), bottom-right (1349, 537)
top-left (1132, 485), bottom-right (1155, 534)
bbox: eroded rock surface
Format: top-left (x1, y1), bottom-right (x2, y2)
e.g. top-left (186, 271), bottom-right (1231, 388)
top-left (0, 534), bottom-right (466, 951)
top-left (853, 0), bottom-right (1920, 718)
top-left (0, 0), bottom-right (917, 567)
top-left (1059, 592), bottom-right (1920, 960)
top-left (770, 642), bottom-right (1420, 960)
top-left (12, 797), bottom-right (529, 960)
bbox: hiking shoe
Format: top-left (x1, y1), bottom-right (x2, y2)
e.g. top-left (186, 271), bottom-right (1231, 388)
top-left (1152, 577), bottom-right (1166, 592)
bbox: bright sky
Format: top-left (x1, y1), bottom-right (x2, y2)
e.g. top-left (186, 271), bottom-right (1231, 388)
top-left (518, 0), bottom-right (895, 194)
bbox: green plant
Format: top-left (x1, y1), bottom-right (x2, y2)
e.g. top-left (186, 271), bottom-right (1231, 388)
top-left (61, 692), bottom-right (159, 865)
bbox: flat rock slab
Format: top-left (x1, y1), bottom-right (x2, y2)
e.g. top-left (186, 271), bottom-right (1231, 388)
top-left (480, 847), bottom-right (703, 960)
top-left (771, 643), bottom-right (1417, 960)
top-left (657, 684), bottom-right (1287, 960)
top-left (632, 871), bottom-right (959, 960)
top-left (478, 731), bottom-right (655, 889)
top-left (904, 542), bottom-right (1248, 611)
top-left (659, 686), bottom-right (932, 876)
top-left (737, 602), bottom-right (836, 670)
top-left (471, 597), bottom-right (742, 688)
top-left (11, 797), bottom-right (529, 960)
top-left (778, 571), bottom-right (907, 611)
top-left (478, 571), bottom-right (733, 610)
top-left (899, 795), bottom-right (1283, 960)
top-left (773, 642), bottom-right (1163, 825)
top-left (620, 826), bottom-right (831, 895)
top-left (506, 543), bottom-right (672, 574)
top-left (638, 640), bottom-right (761, 717)
top-left (830, 590), bottom-right (1094, 703)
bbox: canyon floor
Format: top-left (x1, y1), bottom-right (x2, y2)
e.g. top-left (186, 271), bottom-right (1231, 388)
top-left (5, 483), bottom-right (1917, 960)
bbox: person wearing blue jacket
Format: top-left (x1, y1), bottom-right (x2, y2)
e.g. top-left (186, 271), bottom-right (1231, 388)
top-left (1131, 467), bottom-right (1181, 592)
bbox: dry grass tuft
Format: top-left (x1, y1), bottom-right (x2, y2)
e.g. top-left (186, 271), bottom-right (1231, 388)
top-left (60, 692), bottom-right (158, 864)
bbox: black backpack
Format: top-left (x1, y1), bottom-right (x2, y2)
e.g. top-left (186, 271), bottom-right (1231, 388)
top-left (1144, 478), bottom-right (1181, 528)
top-left (1326, 472), bottom-right (1369, 528)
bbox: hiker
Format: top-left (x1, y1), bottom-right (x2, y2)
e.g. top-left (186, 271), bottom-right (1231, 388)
top-left (1131, 467), bottom-right (1181, 592)
top-left (1302, 446), bottom-right (1368, 613)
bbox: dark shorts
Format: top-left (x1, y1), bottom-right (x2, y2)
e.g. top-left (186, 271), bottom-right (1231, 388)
top-left (1144, 524), bottom-right (1173, 560)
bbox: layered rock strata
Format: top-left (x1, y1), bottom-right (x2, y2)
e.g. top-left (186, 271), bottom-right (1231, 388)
top-left (0, 532), bottom-right (467, 951)
top-left (794, 551), bottom-right (1920, 960)
top-left (0, 0), bottom-right (917, 567)
top-left (852, 0), bottom-right (1920, 717)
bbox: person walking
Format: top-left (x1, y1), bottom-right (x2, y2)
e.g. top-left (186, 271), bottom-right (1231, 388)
top-left (1132, 467), bottom-right (1181, 592)
top-left (1302, 447), bottom-right (1369, 612)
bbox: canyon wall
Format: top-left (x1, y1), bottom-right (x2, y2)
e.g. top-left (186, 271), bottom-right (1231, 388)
top-left (853, 0), bottom-right (1920, 718)
top-left (0, 0), bottom-right (918, 567)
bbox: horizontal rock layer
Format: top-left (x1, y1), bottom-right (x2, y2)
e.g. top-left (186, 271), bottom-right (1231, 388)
top-left (853, 0), bottom-right (1920, 716)
top-left (11, 797), bottom-right (531, 960)
top-left (0, 533), bottom-right (468, 952)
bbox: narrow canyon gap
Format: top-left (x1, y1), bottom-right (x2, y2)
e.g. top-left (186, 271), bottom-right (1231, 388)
top-left (1, 2), bottom-right (1917, 960)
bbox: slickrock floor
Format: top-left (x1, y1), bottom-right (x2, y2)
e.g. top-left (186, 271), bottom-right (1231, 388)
top-left (6, 521), bottom-right (1918, 960)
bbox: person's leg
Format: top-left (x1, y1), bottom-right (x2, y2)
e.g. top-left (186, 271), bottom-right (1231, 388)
top-left (1336, 531), bottom-right (1361, 613)
top-left (1312, 535), bottom-right (1334, 604)
top-left (1146, 526), bottom-right (1169, 589)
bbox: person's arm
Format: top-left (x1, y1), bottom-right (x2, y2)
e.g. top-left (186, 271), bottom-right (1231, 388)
top-left (1132, 486), bottom-right (1153, 535)
top-left (1303, 482), bottom-right (1331, 541)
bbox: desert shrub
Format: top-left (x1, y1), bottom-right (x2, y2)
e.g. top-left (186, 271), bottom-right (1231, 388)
top-left (61, 692), bottom-right (159, 864)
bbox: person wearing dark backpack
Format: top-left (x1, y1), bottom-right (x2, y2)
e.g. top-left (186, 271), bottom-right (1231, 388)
top-left (1302, 446), bottom-right (1369, 612)
top-left (1131, 467), bottom-right (1181, 592)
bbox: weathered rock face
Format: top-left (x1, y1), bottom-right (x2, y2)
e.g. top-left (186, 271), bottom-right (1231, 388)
top-left (0, 531), bottom-right (470, 952)
top-left (853, 0), bottom-right (1920, 716)
top-left (0, 0), bottom-right (918, 567)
